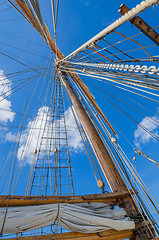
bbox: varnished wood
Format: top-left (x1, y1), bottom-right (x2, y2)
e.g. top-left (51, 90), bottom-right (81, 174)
top-left (58, 71), bottom-right (138, 215)
top-left (118, 4), bottom-right (159, 46)
top-left (4, 229), bottom-right (134, 240)
top-left (0, 191), bottom-right (131, 207)
top-left (136, 220), bottom-right (155, 229)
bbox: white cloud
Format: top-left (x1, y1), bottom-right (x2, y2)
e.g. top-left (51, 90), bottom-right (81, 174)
top-left (65, 107), bottom-right (83, 150)
top-left (6, 106), bottom-right (51, 164)
top-left (6, 106), bottom-right (83, 164)
top-left (0, 70), bottom-right (15, 123)
top-left (134, 110), bottom-right (159, 148)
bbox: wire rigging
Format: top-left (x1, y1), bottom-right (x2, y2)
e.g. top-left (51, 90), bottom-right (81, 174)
top-left (1, 0), bottom-right (159, 238)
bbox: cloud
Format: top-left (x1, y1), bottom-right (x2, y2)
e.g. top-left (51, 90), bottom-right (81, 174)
top-left (6, 106), bottom-right (83, 164)
top-left (134, 110), bottom-right (159, 148)
top-left (0, 70), bottom-right (15, 123)
top-left (6, 106), bottom-right (50, 164)
top-left (65, 107), bottom-right (83, 150)
top-left (85, 1), bottom-right (90, 6)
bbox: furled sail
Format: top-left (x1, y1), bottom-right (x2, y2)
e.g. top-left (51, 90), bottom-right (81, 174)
top-left (0, 203), bottom-right (135, 234)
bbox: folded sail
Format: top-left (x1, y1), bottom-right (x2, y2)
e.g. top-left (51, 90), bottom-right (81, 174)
top-left (0, 202), bottom-right (135, 234)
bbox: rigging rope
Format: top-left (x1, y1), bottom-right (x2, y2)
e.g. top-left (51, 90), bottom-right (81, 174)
top-left (62, 78), bottom-right (106, 192)
top-left (69, 68), bottom-right (159, 236)
top-left (63, 61), bottom-right (159, 76)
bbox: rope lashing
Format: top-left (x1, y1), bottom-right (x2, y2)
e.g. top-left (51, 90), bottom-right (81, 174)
top-left (62, 61), bottom-right (159, 76)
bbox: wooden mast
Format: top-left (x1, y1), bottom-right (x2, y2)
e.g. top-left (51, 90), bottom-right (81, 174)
top-left (2, 1), bottom-right (158, 239)
top-left (5, 2), bottom-right (155, 239)
top-left (58, 71), bottom-right (138, 215)
top-left (7, 0), bottom-right (139, 216)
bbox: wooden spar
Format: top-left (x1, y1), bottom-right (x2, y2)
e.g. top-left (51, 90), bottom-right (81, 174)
top-left (58, 71), bottom-right (138, 215)
top-left (3, 221), bottom-right (153, 240)
top-left (118, 4), bottom-right (159, 46)
top-left (0, 191), bottom-right (133, 207)
top-left (63, 0), bottom-right (159, 60)
top-left (3, 229), bottom-right (134, 240)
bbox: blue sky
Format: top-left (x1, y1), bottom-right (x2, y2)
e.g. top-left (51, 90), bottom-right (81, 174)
top-left (0, 0), bottom-right (159, 205)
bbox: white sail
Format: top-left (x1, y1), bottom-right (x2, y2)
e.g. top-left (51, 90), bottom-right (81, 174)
top-left (0, 202), bottom-right (135, 234)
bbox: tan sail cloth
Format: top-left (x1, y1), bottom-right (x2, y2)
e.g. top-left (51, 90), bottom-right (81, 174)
top-left (0, 202), bottom-right (135, 234)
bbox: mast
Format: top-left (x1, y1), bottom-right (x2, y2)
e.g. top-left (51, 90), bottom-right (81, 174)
top-left (58, 70), bottom-right (138, 215)
top-left (9, 0), bottom-right (139, 216)
top-left (3, 1), bottom-right (159, 239)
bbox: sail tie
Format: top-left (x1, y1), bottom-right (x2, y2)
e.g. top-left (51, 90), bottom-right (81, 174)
top-left (0, 195), bottom-right (11, 236)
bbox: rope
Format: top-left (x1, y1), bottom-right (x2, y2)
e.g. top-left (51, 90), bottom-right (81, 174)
top-left (63, 61), bottom-right (159, 76)
top-left (63, 67), bottom-right (159, 97)
top-left (13, 62), bottom-right (54, 195)
top-left (60, 67), bottom-right (159, 102)
top-left (135, 148), bottom-right (159, 167)
top-left (61, 72), bottom-right (106, 191)
top-left (63, 0), bottom-right (159, 60)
